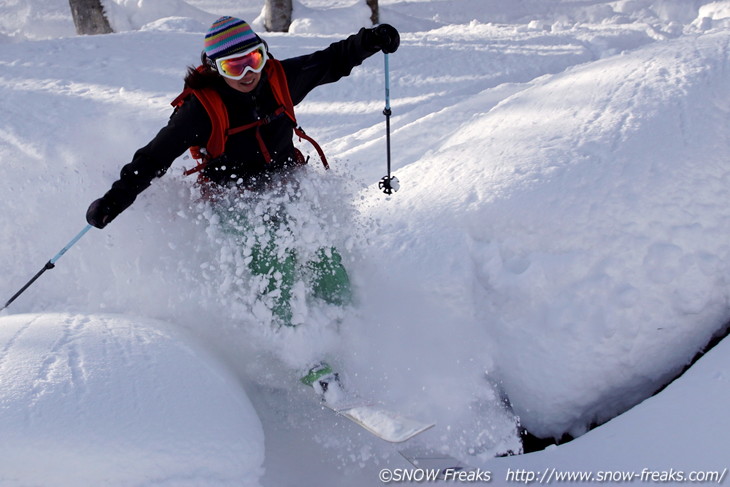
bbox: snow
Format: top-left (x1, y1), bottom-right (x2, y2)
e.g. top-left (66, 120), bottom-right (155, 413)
top-left (387, 30), bottom-right (730, 439)
top-left (490, 334), bottom-right (730, 479)
top-left (1, 0), bottom-right (730, 485)
top-left (0, 313), bottom-right (263, 486)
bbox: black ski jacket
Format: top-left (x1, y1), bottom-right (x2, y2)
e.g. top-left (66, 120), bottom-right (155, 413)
top-left (105, 28), bottom-right (378, 208)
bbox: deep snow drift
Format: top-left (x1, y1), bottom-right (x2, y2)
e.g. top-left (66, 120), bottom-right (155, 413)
top-left (1, 0), bottom-right (730, 485)
top-left (369, 29), bottom-right (730, 438)
top-left (0, 313), bottom-right (264, 486)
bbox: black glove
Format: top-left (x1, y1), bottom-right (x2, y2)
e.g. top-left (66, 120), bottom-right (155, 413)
top-left (366, 24), bottom-right (400, 54)
top-left (86, 197), bottom-right (117, 229)
top-left (86, 188), bottom-right (134, 229)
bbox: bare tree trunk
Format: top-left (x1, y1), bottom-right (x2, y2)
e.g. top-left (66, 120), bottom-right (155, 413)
top-left (367, 0), bottom-right (379, 25)
top-left (69, 0), bottom-right (113, 35)
top-left (264, 0), bottom-right (293, 33)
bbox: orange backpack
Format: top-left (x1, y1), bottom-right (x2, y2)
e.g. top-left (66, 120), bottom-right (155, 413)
top-left (171, 58), bottom-right (329, 180)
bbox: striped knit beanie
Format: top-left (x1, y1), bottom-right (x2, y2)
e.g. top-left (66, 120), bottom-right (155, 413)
top-left (204, 16), bottom-right (261, 60)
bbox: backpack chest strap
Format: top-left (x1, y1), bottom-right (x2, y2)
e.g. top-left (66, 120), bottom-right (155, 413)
top-left (226, 106), bottom-right (288, 163)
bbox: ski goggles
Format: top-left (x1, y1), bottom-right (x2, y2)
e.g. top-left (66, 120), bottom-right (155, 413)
top-left (214, 43), bottom-right (269, 80)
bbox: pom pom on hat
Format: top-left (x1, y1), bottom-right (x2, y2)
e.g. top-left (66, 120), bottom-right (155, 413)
top-left (204, 16), bottom-right (261, 60)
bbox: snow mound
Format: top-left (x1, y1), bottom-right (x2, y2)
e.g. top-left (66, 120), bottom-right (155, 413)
top-left (284, 1), bottom-right (372, 34)
top-left (0, 0), bottom-right (75, 41)
top-left (0, 313), bottom-right (264, 487)
top-left (493, 324), bottom-right (730, 474)
top-left (364, 30), bottom-right (730, 439)
top-left (101, 0), bottom-right (214, 32)
top-left (693, 1), bottom-right (730, 30)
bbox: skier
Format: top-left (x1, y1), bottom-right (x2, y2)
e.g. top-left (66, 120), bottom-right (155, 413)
top-left (85, 16), bottom-right (400, 326)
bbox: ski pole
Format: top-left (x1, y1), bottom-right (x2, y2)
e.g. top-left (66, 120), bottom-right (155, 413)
top-left (2, 223), bottom-right (93, 311)
top-left (378, 53), bottom-right (399, 195)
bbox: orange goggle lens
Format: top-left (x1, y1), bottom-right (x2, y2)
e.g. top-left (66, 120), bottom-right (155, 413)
top-left (216, 45), bottom-right (268, 80)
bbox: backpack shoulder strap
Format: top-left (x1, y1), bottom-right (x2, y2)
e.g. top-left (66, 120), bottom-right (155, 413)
top-left (265, 59), bottom-right (296, 125)
top-left (266, 59), bottom-right (329, 169)
top-left (170, 67), bottom-right (229, 161)
top-left (190, 87), bottom-right (229, 160)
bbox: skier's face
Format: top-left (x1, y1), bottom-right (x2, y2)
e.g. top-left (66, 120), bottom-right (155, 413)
top-left (224, 71), bottom-right (262, 93)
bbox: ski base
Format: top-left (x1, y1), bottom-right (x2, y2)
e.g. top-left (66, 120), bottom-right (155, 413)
top-left (302, 363), bottom-right (434, 443)
top-left (326, 402), bottom-right (434, 443)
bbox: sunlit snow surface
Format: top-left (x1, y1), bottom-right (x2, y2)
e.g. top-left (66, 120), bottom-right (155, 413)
top-left (1, 0), bottom-right (730, 485)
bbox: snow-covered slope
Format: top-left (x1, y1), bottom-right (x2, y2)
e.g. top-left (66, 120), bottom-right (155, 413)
top-left (491, 330), bottom-right (730, 480)
top-left (1, 0), bottom-right (730, 485)
top-left (362, 29), bottom-right (730, 439)
top-left (0, 313), bottom-right (263, 486)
